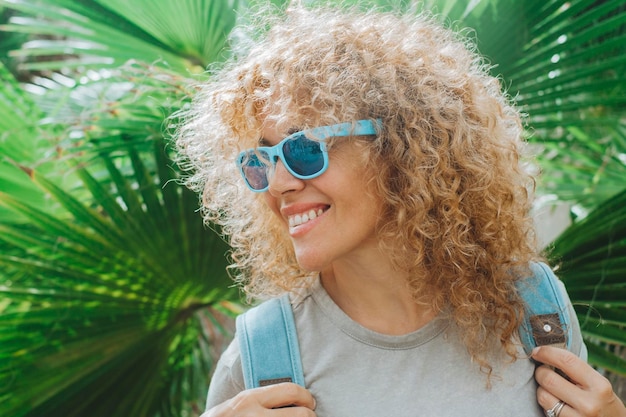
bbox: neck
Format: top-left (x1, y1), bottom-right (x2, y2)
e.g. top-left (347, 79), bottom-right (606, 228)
top-left (320, 260), bottom-right (435, 335)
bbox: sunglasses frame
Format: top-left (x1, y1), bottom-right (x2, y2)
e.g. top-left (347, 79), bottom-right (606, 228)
top-left (236, 119), bottom-right (381, 192)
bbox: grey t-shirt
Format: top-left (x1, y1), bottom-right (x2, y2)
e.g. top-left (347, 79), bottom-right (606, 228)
top-left (207, 279), bottom-right (586, 416)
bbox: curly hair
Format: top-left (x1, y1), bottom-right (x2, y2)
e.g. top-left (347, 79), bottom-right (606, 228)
top-left (175, 4), bottom-right (540, 376)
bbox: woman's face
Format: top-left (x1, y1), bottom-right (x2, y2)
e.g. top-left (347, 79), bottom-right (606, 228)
top-left (261, 119), bottom-right (384, 272)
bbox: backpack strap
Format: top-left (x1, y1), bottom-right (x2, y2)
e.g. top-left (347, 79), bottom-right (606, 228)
top-left (236, 262), bottom-right (571, 389)
top-left (516, 262), bottom-right (572, 355)
top-left (236, 294), bottom-right (305, 389)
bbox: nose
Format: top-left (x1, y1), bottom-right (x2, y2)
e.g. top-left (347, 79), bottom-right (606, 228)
top-left (267, 158), bottom-right (305, 196)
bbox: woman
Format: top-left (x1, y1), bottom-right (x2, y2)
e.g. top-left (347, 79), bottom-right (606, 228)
top-left (175, 5), bottom-right (626, 417)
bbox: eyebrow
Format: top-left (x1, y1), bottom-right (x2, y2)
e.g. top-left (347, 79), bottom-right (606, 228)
top-left (258, 137), bottom-right (272, 146)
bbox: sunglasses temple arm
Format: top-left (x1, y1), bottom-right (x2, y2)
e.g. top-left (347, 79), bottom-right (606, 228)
top-left (311, 119), bottom-right (382, 138)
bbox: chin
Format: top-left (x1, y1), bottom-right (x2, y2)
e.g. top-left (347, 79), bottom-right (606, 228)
top-left (294, 250), bottom-right (328, 273)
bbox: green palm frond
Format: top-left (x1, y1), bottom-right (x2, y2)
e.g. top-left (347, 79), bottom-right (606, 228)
top-left (471, 0), bottom-right (626, 207)
top-left (97, 0), bottom-right (241, 65)
top-left (36, 61), bottom-right (191, 155)
top-left (0, 140), bottom-right (237, 417)
top-left (0, 0), bottom-right (242, 73)
top-left (0, 60), bottom-right (240, 415)
top-left (549, 188), bottom-right (626, 375)
top-left (0, 60), bottom-right (62, 223)
top-left (0, 60), bottom-right (39, 190)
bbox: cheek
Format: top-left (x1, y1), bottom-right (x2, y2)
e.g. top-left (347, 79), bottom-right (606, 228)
top-left (353, 168), bottom-right (385, 221)
top-left (263, 193), bottom-right (282, 219)
top-left (333, 142), bottom-right (377, 180)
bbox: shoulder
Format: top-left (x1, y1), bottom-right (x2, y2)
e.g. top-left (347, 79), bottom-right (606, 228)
top-left (518, 262), bottom-right (587, 360)
top-left (205, 335), bottom-right (244, 409)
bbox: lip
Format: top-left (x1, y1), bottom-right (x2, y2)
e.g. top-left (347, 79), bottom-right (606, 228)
top-left (280, 203), bottom-right (329, 218)
top-left (281, 203), bottom-right (330, 236)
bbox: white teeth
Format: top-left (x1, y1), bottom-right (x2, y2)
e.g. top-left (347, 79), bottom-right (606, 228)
top-left (289, 209), bottom-right (325, 227)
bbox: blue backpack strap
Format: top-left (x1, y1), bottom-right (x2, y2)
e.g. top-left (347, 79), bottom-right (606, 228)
top-left (516, 262), bottom-right (572, 355)
top-left (236, 294), bottom-right (305, 389)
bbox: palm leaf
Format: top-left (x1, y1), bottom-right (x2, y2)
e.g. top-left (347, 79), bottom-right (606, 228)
top-left (548, 188), bottom-right (626, 375)
top-left (0, 141), bottom-right (238, 417)
top-left (0, 60), bottom-right (68, 223)
top-left (95, 0), bottom-right (240, 65)
top-left (0, 0), bottom-right (242, 72)
top-left (472, 0), bottom-right (626, 207)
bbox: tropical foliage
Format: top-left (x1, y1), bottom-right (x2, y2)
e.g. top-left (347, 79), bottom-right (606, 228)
top-left (0, 1), bottom-right (245, 416)
top-left (551, 188), bottom-right (626, 377)
top-left (0, 0), bottom-right (624, 415)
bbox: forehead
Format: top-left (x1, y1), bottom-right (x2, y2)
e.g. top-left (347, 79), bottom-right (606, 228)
top-left (259, 122), bottom-right (286, 146)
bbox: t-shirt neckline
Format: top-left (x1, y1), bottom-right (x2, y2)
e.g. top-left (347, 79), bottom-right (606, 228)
top-left (309, 278), bottom-right (450, 350)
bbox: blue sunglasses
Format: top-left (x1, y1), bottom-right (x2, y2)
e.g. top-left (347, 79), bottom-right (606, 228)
top-left (236, 119), bottom-right (381, 192)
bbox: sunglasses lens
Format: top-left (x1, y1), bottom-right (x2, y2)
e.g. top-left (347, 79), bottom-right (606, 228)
top-left (238, 133), bottom-right (327, 191)
top-left (282, 134), bottom-right (325, 177)
top-left (241, 151), bottom-right (270, 190)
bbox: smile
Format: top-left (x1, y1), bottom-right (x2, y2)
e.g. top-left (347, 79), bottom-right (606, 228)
top-left (288, 208), bottom-right (326, 227)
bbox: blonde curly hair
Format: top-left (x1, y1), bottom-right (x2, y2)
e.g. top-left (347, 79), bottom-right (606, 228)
top-left (175, 4), bottom-right (540, 375)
